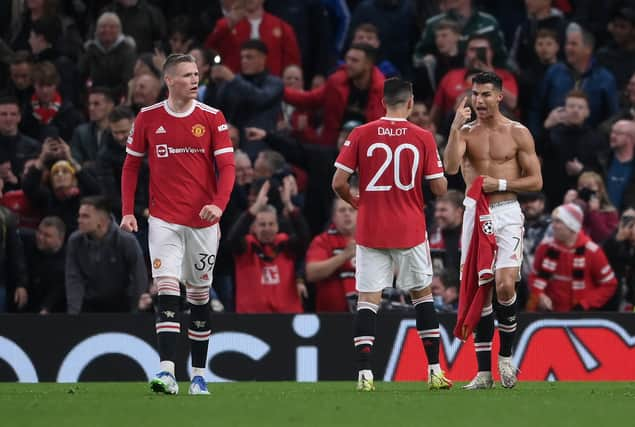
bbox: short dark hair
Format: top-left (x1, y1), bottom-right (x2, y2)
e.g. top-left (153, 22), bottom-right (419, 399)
top-left (39, 216), bottom-right (66, 238)
top-left (472, 71), bottom-right (502, 91)
top-left (10, 50), bottom-right (33, 66)
top-left (80, 195), bottom-right (112, 216)
top-left (162, 53), bottom-right (196, 75)
top-left (189, 46), bottom-right (215, 66)
top-left (437, 190), bottom-right (464, 209)
top-left (565, 89), bottom-right (589, 103)
top-left (536, 28), bottom-right (559, 42)
top-left (108, 105), bottom-right (135, 122)
top-left (240, 39), bottom-right (268, 55)
top-left (32, 61), bottom-right (60, 86)
top-left (348, 43), bottom-right (377, 63)
top-left (354, 23), bottom-right (379, 37)
top-left (467, 33), bottom-right (492, 48)
top-left (383, 77), bottom-right (413, 106)
top-left (89, 86), bottom-right (116, 104)
top-left (31, 17), bottom-right (61, 45)
top-left (436, 19), bottom-right (460, 34)
top-left (0, 96), bottom-right (20, 108)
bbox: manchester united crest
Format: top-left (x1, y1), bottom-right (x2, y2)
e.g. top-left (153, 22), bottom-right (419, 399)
top-left (153, 258), bottom-right (162, 269)
top-left (191, 124), bottom-right (206, 137)
top-left (272, 27), bottom-right (282, 38)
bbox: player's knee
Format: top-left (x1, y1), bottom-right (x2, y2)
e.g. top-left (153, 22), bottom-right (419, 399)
top-left (155, 277), bottom-right (181, 297)
top-left (495, 279), bottom-right (516, 302)
top-left (186, 285), bottom-right (210, 306)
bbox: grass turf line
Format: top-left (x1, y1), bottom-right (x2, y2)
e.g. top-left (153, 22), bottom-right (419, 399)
top-left (0, 382), bottom-right (633, 427)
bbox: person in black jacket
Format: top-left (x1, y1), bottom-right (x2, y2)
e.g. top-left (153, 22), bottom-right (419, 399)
top-left (602, 207), bottom-right (635, 311)
top-left (20, 216), bottom-right (66, 314)
top-left (0, 185), bottom-right (28, 313)
top-left (245, 120), bottom-right (359, 235)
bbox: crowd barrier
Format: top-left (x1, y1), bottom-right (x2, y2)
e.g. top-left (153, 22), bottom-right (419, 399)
top-left (1, 313), bottom-right (633, 382)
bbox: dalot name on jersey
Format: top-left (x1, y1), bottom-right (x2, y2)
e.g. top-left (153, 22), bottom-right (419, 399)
top-left (378, 127), bottom-right (408, 136)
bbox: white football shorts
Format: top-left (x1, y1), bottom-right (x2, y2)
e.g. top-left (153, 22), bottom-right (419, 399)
top-left (148, 216), bottom-right (220, 287)
top-left (355, 240), bottom-right (433, 293)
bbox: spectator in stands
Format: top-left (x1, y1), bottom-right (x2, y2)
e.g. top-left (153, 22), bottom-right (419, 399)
top-left (65, 195), bottom-right (148, 314)
top-left (306, 196), bottom-right (357, 312)
top-left (70, 87), bottom-right (116, 169)
top-left (5, 52), bottom-right (34, 114)
top-left (188, 46), bottom-right (215, 102)
top-left (350, 23), bottom-right (399, 78)
top-left (23, 135), bottom-right (101, 234)
top-left (0, 180), bottom-right (28, 313)
top-left (1, 159), bottom-right (44, 230)
top-left (205, 0), bottom-right (302, 77)
top-left (212, 39), bottom-right (284, 157)
top-left (20, 61), bottom-right (83, 142)
top-left (80, 12), bottom-right (137, 97)
top-left (21, 216), bottom-right (67, 314)
top-left (603, 72), bottom-right (635, 129)
top-left (97, 106), bottom-right (149, 225)
top-left (0, 96), bottom-right (41, 191)
top-left (245, 121), bottom-right (357, 235)
top-left (430, 269), bottom-right (459, 313)
top-left (284, 43), bottom-right (385, 147)
top-left (541, 90), bottom-right (605, 206)
top-left (29, 16), bottom-right (79, 106)
top-left (602, 207), bottom-right (635, 311)
top-left (408, 101), bottom-right (444, 150)
top-left (430, 34), bottom-right (518, 133)
top-left (564, 171), bottom-right (619, 244)
top-left (527, 203), bottom-right (617, 312)
top-left (166, 15), bottom-right (195, 55)
top-left (101, 0), bottom-right (167, 54)
top-left (597, 7), bottom-right (635, 91)
top-left (229, 179), bottom-right (310, 313)
top-left (348, 0), bottom-right (418, 78)
top-left (517, 28), bottom-right (561, 123)
top-left (128, 73), bottom-right (162, 114)
top-left (529, 22), bottom-right (619, 138)
top-left (601, 120), bottom-right (635, 210)
top-left (414, 0), bottom-right (508, 68)
top-left (429, 190), bottom-right (464, 276)
top-left (413, 19), bottom-right (463, 102)
top-left (279, 64), bottom-right (318, 144)
top-left (510, 0), bottom-right (567, 73)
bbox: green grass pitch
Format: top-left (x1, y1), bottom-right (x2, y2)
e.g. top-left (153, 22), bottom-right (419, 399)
top-left (1, 382), bottom-right (633, 427)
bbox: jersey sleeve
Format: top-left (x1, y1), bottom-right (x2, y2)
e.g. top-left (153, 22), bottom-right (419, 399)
top-left (126, 111), bottom-right (147, 157)
top-left (421, 131), bottom-right (444, 180)
top-left (334, 127), bottom-right (360, 174)
top-left (210, 110), bottom-right (234, 157)
top-left (306, 234), bottom-right (330, 263)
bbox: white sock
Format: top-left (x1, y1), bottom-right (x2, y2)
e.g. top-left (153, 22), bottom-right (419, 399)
top-left (160, 360), bottom-right (175, 376)
top-left (429, 363), bottom-right (441, 375)
top-left (191, 367), bottom-right (206, 379)
top-left (358, 369), bottom-right (373, 381)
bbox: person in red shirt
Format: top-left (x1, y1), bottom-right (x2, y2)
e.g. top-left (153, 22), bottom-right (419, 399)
top-left (120, 54), bottom-right (235, 396)
top-left (306, 197), bottom-right (357, 312)
top-left (205, 0), bottom-right (301, 77)
top-left (332, 77), bottom-right (451, 391)
top-left (527, 203), bottom-right (617, 312)
top-left (283, 44), bottom-right (386, 147)
top-left (444, 72), bottom-right (542, 390)
top-left (229, 179), bottom-right (309, 314)
top-left (431, 34), bottom-right (518, 131)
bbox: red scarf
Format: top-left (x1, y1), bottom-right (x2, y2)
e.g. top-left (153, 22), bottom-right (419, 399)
top-left (31, 91), bottom-right (62, 125)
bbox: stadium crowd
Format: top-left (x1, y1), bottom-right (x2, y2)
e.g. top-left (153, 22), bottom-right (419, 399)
top-left (0, 0), bottom-right (634, 315)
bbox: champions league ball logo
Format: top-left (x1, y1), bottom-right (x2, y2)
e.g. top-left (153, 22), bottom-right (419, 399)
top-left (481, 220), bottom-right (494, 235)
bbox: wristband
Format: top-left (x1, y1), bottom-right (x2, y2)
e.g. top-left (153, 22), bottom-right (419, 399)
top-left (498, 179), bottom-right (507, 192)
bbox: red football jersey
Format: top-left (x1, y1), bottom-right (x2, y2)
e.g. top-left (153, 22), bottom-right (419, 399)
top-left (335, 117), bottom-right (444, 248)
top-left (126, 101), bottom-right (234, 227)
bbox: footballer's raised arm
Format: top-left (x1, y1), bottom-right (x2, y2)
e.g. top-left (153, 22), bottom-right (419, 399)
top-left (444, 96), bottom-right (471, 174)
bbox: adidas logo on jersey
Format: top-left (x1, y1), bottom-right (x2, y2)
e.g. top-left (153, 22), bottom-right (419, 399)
top-left (155, 126), bottom-right (166, 134)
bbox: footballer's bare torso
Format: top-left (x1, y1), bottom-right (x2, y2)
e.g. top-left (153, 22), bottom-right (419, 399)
top-left (460, 118), bottom-right (526, 204)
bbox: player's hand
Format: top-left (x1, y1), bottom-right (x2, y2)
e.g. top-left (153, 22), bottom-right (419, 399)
top-left (120, 214), bottom-right (138, 232)
top-left (14, 287), bottom-right (28, 309)
top-left (538, 293), bottom-right (553, 311)
top-left (343, 239), bottom-right (356, 259)
top-left (245, 127), bottom-right (267, 141)
top-left (347, 194), bottom-right (360, 209)
top-left (297, 281), bottom-right (308, 299)
top-left (481, 175), bottom-right (499, 193)
top-left (200, 204), bottom-right (223, 223)
top-left (451, 96), bottom-right (471, 131)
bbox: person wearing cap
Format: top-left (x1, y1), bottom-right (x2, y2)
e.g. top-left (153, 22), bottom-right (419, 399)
top-left (597, 7), bottom-right (635, 91)
top-left (527, 203), bottom-right (617, 312)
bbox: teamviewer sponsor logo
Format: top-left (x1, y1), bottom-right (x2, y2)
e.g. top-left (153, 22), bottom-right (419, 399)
top-left (156, 144), bottom-right (168, 158)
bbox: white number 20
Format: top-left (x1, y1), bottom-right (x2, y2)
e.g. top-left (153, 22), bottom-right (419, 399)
top-left (366, 143), bottom-right (420, 192)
